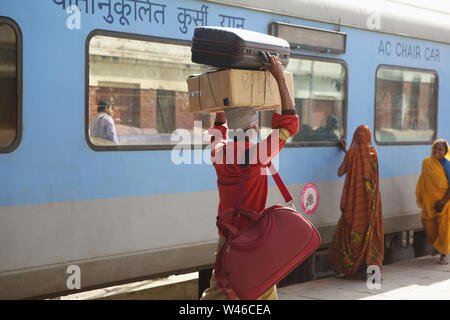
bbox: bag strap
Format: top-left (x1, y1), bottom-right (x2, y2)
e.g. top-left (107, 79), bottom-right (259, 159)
top-left (218, 162), bottom-right (295, 238)
top-left (234, 165), bottom-right (248, 209)
top-left (234, 161), bottom-right (295, 210)
top-left (267, 161), bottom-right (294, 208)
top-left (218, 207), bottom-right (264, 239)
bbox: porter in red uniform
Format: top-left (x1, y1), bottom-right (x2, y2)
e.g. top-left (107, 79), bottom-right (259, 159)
top-left (201, 54), bottom-right (299, 300)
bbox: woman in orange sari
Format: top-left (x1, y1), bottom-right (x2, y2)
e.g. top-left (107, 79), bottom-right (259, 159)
top-left (416, 139), bottom-right (450, 265)
top-left (328, 125), bottom-right (384, 277)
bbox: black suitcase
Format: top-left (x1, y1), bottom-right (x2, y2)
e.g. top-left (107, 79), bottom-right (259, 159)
top-left (191, 26), bottom-right (290, 69)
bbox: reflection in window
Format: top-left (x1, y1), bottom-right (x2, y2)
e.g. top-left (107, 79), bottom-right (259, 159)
top-left (88, 35), bottom-right (213, 148)
top-left (260, 58), bottom-right (346, 144)
top-left (156, 89), bottom-right (175, 134)
top-left (0, 22), bottom-right (18, 150)
top-left (375, 67), bottom-right (437, 143)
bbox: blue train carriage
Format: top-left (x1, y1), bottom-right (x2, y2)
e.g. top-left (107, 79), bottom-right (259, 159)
top-left (0, 0), bottom-right (448, 299)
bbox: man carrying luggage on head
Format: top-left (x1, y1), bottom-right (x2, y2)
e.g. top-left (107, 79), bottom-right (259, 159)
top-left (201, 53), bottom-right (299, 300)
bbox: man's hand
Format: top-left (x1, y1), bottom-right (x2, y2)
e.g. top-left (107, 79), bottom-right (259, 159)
top-left (261, 52), bottom-right (285, 82)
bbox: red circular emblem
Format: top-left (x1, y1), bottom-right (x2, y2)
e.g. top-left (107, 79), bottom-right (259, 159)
top-left (301, 183), bottom-right (319, 215)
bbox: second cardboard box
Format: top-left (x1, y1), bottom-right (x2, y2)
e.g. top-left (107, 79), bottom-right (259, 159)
top-left (187, 69), bottom-right (294, 113)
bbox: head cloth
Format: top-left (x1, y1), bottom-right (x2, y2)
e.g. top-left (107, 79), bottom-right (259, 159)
top-left (224, 106), bottom-right (258, 130)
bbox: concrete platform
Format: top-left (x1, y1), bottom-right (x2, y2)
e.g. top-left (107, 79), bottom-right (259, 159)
top-left (57, 272), bottom-right (199, 300)
top-left (55, 255), bottom-right (449, 300)
top-left (278, 255), bottom-right (450, 300)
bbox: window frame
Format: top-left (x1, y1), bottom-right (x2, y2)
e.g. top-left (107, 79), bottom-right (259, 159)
top-left (0, 17), bottom-right (23, 154)
top-left (85, 29), bottom-right (194, 151)
top-left (373, 64), bottom-right (439, 146)
top-left (275, 54), bottom-right (348, 148)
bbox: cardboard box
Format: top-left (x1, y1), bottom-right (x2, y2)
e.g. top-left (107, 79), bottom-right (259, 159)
top-left (187, 69), bottom-right (294, 113)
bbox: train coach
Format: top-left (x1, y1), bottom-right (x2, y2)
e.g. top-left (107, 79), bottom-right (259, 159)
top-left (0, 0), bottom-right (449, 299)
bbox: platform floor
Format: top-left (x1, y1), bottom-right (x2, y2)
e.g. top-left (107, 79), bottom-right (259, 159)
top-left (278, 255), bottom-right (450, 300)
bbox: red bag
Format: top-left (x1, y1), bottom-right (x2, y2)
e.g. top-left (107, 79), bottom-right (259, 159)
top-left (214, 163), bottom-right (321, 300)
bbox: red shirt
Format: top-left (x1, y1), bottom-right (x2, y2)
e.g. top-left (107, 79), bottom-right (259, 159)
top-left (209, 112), bottom-right (299, 232)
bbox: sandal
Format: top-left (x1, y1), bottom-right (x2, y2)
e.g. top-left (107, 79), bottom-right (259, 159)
top-left (431, 248), bottom-right (440, 256)
top-left (439, 255), bottom-right (448, 265)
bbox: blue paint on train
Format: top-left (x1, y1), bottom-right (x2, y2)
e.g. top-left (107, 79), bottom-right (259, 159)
top-left (0, 0), bottom-right (449, 207)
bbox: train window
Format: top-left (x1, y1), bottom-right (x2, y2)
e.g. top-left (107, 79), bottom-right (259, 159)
top-left (0, 19), bottom-right (21, 153)
top-left (259, 57), bottom-right (347, 146)
top-left (87, 33), bottom-right (213, 150)
top-left (375, 66), bottom-right (437, 144)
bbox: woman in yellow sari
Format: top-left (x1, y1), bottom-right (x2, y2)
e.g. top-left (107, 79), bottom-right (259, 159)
top-left (416, 139), bottom-right (450, 265)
